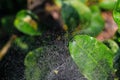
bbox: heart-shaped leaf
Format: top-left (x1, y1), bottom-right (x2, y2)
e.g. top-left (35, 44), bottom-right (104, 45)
top-left (69, 35), bottom-right (114, 80)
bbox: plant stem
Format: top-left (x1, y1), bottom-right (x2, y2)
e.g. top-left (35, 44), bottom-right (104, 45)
top-left (0, 35), bottom-right (17, 60)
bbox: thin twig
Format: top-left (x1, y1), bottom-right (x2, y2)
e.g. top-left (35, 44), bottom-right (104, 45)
top-left (0, 35), bottom-right (17, 60)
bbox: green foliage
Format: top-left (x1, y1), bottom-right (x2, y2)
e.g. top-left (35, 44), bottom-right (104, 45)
top-left (113, 0), bottom-right (120, 34)
top-left (81, 5), bottom-right (105, 36)
top-left (14, 37), bottom-right (29, 50)
top-left (57, 0), bottom-right (92, 32)
top-left (79, 0), bottom-right (87, 3)
top-left (103, 39), bottom-right (119, 54)
top-left (99, 0), bottom-right (115, 10)
top-left (83, 0), bottom-right (115, 10)
top-left (25, 48), bottom-right (44, 80)
top-left (0, 0), bottom-right (120, 80)
top-left (61, 2), bottom-right (80, 32)
top-left (14, 36), bottom-right (42, 51)
top-left (114, 49), bottom-right (120, 79)
top-left (69, 35), bottom-right (114, 80)
top-left (24, 44), bottom-right (68, 80)
top-left (69, 0), bottom-right (92, 28)
top-left (14, 10), bottom-right (42, 36)
top-left (56, 0), bottom-right (104, 37)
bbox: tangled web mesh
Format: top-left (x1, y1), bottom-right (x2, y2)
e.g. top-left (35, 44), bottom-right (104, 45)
top-left (0, 33), bottom-right (87, 80)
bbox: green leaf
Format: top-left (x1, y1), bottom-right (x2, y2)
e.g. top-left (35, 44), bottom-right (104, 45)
top-left (14, 36), bottom-right (41, 51)
top-left (56, 0), bottom-right (92, 32)
top-left (103, 39), bottom-right (119, 54)
top-left (14, 10), bottom-right (41, 36)
top-left (14, 37), bottom-right (29, 50)
top-left (61, 2), bottom-right (80, 32)
top-left (113, 0), bottom-right (120, 34)
top-left (70, 0), bottom-right (92, 27)
top-left (57, 1), bottom-right (104, 37)
top-left (24, 48), bottom-right (48, 80)
top-left (99, 0), bottom-right (115, 10)
top-left (79, 0), bottom-right (87, 3)
top-left (69, 35), bottom-right (114, 80)
top-left (80, 5), bottom-right (105, 36)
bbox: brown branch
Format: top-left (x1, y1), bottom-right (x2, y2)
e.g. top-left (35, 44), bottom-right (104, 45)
top-left (0, 35), bottom-right (17, 60)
